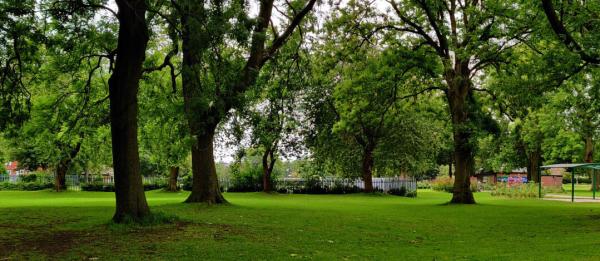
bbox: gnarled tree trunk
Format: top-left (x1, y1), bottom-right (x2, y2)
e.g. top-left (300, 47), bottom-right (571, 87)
top-left (167, 166), bottom-right (179, 192)
top-left (108, 0), bottom-right (150, 222)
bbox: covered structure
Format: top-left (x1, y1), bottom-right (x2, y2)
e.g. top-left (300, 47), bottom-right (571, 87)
top-left (540, 163), bottom-right (600, 202)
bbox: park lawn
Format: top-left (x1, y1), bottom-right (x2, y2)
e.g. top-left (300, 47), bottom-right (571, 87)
top-left (556, 184), bottom-right (597, 198)
top-left (1, 191), bottom-right (600, 260)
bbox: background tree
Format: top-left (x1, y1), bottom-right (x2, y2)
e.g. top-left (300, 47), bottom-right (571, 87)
top-left (177, 0), bottom-right (317, 203)
top-left (0, 0), bottom-right (44, 130)
top-left (541, 0), bottom-right (600, 65)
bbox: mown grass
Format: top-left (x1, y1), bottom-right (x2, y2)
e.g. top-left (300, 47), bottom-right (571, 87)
top-left (1, 190), bottom-right (600, 260)
top-left (555, 184), bottom-right (599, 198)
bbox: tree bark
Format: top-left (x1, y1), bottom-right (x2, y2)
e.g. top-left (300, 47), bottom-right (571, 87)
top-left (527, 147), bottom-right (541, 184)
top-left (448, 161), bottom-right (453, 178)
top-left (55, 164), bottom-right (67, 192)
top-left (446, 66), bottom-right (476, 204)
top-left (108, 0), bottom-right (150, 222)
top-left (583, 136), bottom-right (598, 189)
top-left (54, 140), bottom-right (82, 192)
top-left (262, 147), bottom-right (276, 193)
top-left (184, 129), bottom-right (226, 204)
top-left (362, 145), bottom-right (375, 193)
top-left (167, 166), bottom-right (179, 192)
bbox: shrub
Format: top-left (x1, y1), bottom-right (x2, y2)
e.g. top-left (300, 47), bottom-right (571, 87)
top-left (21, 174), bottom-right (37, 183)
top-left (431, 177), bottom-right (478, 193)
top-left (479, 182), bottom-right (496, 191)
top-left (0, 181), bottom-right (53, 191)
top-left (417, 180), bottom-right (431, 189)
top-left (491, 182), bottom-right (542, 198)
top-left (81, 182), bottom-right (165, 192)
top-left (405, 191), bottom-right (417, 198)
top-left (0, 182), bottom-right (17, 190)
top-left (431, 177), bottom-right (454, 193)
top-left (82, 183), bottom-right (115, 192)
top-left (387, 186), bottom-right (407, 196)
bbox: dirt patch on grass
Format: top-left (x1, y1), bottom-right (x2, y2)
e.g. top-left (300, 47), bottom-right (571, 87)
top-left (0, 229), bottom-right (93, 259)
top-left (0, 220), bottom-right (252, 259)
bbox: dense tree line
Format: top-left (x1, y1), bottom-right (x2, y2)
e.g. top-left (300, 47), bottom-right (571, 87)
top-left (1, 0), bottom-right (599, 222)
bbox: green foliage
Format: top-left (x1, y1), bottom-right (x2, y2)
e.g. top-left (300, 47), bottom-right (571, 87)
top-left (81, 182), bottom-right (167, 192)
top-left (491, 183), bottom-right (543, 198)
top-left (417, 180), bottom-right (432, 189)
top-left (228, 154), bottom-right (281, 192)
top-left (431, 177), bottom-right (478, 193)
top-left (0, 181), bottom-right (53, 191)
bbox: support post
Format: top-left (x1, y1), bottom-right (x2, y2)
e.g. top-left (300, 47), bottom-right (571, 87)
top-left (571, 168), bottom-right (575, 203)
top-left (538, 167), bottom-right (542, 199)
top-left (593, 169), bottom-right (596, 200)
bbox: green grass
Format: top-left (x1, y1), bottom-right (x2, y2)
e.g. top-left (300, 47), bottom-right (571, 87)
top-left (2, 190), bottom-right (600, 260)
top-left (555, 184), bottom-right (598, 197)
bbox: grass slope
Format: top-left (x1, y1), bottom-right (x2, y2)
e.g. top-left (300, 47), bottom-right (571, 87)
top-left (1, 190), bottom-right (600, 260)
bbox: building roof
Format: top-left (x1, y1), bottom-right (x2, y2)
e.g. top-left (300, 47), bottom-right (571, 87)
top-left (541, 163), bottom-right (600, 170)
top-left (5, 161), bottom-right (18, 171)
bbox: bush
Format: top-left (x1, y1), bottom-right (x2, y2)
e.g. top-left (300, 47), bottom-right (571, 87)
top-left (491, 182), bottom-right (542, 198)
top-left (387, 186), bottom-right (407, 196)
top-left (228, 165), bottom-right (264, 192)
top-left (479, 182), bottom-right (496, 191)
top-left (0, 181), bottom-right (53, 191)
top-left (21, 174), bottom-right (38, 183)
top-left (81, 182), bottom-right (166, 192)
top-left (431, 177), bottom-right (478, 193)
top-left (82, 183), bottom-right (115, 192)
top-left (406, 191), bottom-right (417, 198)
top-left (431, 177), bottom-right (454, 193)
top-left (417, 180), bottom-right (431, 189)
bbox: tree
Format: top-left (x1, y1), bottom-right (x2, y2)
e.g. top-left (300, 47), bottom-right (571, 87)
top-left (177, 0), bottom-right (317, 203)
top-left (370, 0), bottom-right (539, 203)
top-left (139, 70), bottom-right (189, 192)
top-left (331, 48), bottom-right (439, 191)
top-left (236, 34), bottom-right (308, 193)
top-left (108, 0), bottom-right (151, 222)
top-left (541, 0), bottom-right (600, 65)
top-left (0, 0), bottom-right (43, 130)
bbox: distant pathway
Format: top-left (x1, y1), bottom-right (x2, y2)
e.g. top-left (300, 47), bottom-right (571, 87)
top-left (544, 194), bottom-right (600, 203)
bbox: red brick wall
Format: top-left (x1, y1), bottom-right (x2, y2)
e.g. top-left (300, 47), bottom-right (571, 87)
top-left (542, 176), bottom-right (562, 187)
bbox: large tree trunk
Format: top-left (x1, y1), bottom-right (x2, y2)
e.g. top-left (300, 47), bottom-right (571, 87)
top-left (167, 166), bottom-right (179, 192)
top-left (108, 0), bottom-right (150, 223)
top-left (446, 66), bottom-right (476, 204)
top-left (262, 147), bottom-right (276, 193)
top-left (527, 147), bottom-right (541, 184)
top-left (55, 163), bottom-right (67, 192)
top-left (362, 145), bottom-right (375, 193)
top-left (584, 136), bottom-right (593, 163)
top-left (184, 129), bottom-right (226, 204)
top-left (448, 161), bottom-right (453, 178)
